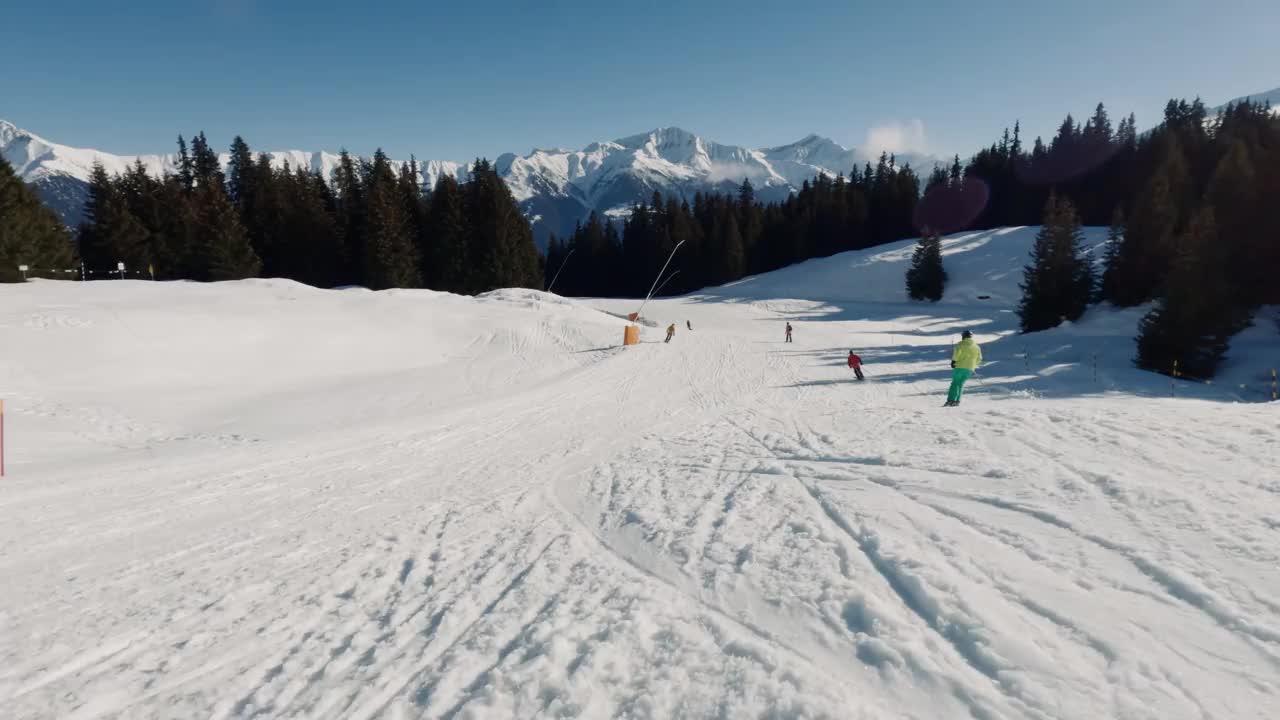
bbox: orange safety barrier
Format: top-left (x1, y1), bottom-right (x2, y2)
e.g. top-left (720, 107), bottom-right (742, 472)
top-left (623, 325), bottom-right (640, 346)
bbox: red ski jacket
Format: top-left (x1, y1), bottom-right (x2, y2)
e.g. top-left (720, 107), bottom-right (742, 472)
top-left (848, 353), bottom-right (862, 368)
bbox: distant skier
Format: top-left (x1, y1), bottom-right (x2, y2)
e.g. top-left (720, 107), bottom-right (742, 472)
top-left (848, 351), bottom-right (865, 381)
top-left (945, 330), bottom-right (983, 407)
top-left (686, 320), bottom-right (692, 331)
top-left (785, 322), bottom-right (793, 343)
top-left (665, 324), bottom-right (676, 343)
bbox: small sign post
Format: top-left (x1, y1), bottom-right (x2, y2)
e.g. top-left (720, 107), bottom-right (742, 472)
top-left (18, 264), bottom-right (28, 281)
top-left (117, 261), bottom-right (126, 280)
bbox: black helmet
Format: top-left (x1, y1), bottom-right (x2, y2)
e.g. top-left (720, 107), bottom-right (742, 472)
top-left (961, 330), bottom-right (973, 339)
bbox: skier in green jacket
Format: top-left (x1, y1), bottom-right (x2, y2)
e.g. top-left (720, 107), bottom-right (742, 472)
top-left (945, 330), bottom-right (982, 407)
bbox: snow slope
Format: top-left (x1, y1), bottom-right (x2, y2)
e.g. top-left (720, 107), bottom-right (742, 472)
top-left (1213, 86), bottom-right (1280, 113)
top-left (1, 118), bottom-right (939, 245)
top-left (2, 227), bottom-right (1278, 719)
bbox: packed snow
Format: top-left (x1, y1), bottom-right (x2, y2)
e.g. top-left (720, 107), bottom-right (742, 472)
top-left (1, 227), bottom-right (1278, 720)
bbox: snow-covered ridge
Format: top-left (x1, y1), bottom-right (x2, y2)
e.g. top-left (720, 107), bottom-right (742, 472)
top-left (1213, 86), bottom-right (1280, 113)
top-left (1, 118), bottom-right (940, 244)
top-left (0, 119), bottom-right (469, 204)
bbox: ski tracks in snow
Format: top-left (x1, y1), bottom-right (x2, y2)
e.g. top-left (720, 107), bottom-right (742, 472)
top-left (4, 293), bottom-right (1279, 719)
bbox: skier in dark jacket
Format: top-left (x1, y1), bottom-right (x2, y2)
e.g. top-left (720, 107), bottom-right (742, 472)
top-left (785, 322), bottom-right (793, 343)
top-left (848, 351), bottom-right (865, 381)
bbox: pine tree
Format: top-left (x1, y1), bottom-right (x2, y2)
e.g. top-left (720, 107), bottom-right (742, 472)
top-left (1099, 207), bottom-right (1125, 303)
top-left (721, 207), bottom-right (745, 281)
top-left (1135, 207), bottom-right (1246, 379)
top-left (189, 132), bottom-right (225, 191)
top-left (0, 155), bottom-right (75, 282)
top-left (738, 179), bottom-right (763, 271)
top-left (227, 136), bottom-right (255, 206)
top-left (427, 174), bottom-right (467, 292)
top-left (1205, 140), bottom-right (1260, 306)
top-left (176, 135), bottom-right (194, 193)
top-left (154, 175), bottom-right (197, 278)
top-left (78, 163), bottom-right (149, 274)
top-left (361, 150), bottom-right (420, 289)
top-left (285, 167), bottom-right (345, 287)
top-left (1110, 135), bottom-right (1188, 306)
top-left (905, 231), bottom-right (947, 301)
top-left (1017, 194), bottom-right (1095, 332)
top-left (332, 150), bottom-right (364, 285)
top-left (189, 176), bottom-right (260, 281)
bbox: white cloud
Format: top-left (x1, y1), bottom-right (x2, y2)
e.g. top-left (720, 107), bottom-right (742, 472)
top-left (865, 119), bottom-right (928, 156)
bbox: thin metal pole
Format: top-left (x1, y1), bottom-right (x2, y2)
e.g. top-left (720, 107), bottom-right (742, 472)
top-left (634, 240), bottom-right (685, 321)
top-left (654, 269), bottom-right (681, 297)
top-left (546, 248), bottom-right (575, 294)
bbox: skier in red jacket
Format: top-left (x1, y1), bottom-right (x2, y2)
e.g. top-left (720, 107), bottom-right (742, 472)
top-left (848, 350), bottom-right (865, 381)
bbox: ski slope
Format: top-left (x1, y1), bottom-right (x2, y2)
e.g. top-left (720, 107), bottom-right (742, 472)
top-left (2, 227), bottom-right (1278, 720)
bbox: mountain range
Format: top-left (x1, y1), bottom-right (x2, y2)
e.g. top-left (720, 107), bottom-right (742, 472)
top-left (1, 119), bottom-right (939, 247)
top-left (9, 86), bottom-right (1273, 247)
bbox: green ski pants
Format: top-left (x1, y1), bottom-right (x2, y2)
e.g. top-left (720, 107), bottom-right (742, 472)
top-left (947, 368), bottom-right (973, 404)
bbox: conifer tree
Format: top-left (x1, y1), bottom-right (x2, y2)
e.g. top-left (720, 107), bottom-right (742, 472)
top-left (190, 182), bottom-right (261, 281)
top-left (427, 175), bottom-right (467, 292)
top-left (227, 136), bottom-right (255, 206)
top-left (332, 150), bottom-right (364, 285)
top-left (0, 155), bottom-right (75, 282)
top-left (176, 135), bottom-right (194, 193)
top-left (153, 175), bottom-right (197, 278)
top-left (905, 231), bottom-right (947, 301)
top-left (78, 163), bottom-right (149, 273)
top-left (1205, 140), bottom-right (1259, 305)
top-left (361, 150), bottom-right (420, 289)
top-left (1135, 207), bottom-right (1246, 378)
top-left (738, 179), bottom-right (763, 271)
top-left (1099, 207), bottom-right (1125, 303)
top-left (189, 132), bottom-right (225, 190)
top-left (1110, 136), bottom-right (1188, 305)
top-left (284, 167), bottom-right (345, 287)
top-left (1017, 194), bottom-right (1095, 332)
top-left (720, 207), bottom-right (745, 282)
top-left (463, 159), bottom-right (541, 293)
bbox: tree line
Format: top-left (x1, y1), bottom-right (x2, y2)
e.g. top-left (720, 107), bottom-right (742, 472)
top-left (2, 98), bottom-right (1276, 378)
top-left (72, 133), bottom-right (542, 292)
top-left (0, 155), bottom-right (76, 282)
top-left (544, 153), bottom-right (921, 298)
top-left (906, 98), bottom-right (1276, 379)
top-left (994, 99), bottom-right (1278, 378)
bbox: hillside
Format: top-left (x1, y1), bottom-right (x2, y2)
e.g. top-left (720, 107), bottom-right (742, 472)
top-left (1, 227), bottom-right (1277, 719)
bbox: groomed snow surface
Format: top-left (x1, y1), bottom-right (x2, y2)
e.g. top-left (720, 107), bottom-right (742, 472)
top-left (2, 227), bottom-right (1278, 720)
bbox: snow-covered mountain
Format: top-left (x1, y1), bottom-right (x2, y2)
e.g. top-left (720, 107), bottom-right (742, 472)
top-left (1, 118), bottom-right (939, 247)
top-left (1213, 86), bottom-right (1280, 112)
top-left (0, 119), bottom-right (469, 232)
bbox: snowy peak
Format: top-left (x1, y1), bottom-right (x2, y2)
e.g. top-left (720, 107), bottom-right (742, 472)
top-left (2, 117), bottom-right (941, 244)
top-left (0, 118), bottom-right (28, 145)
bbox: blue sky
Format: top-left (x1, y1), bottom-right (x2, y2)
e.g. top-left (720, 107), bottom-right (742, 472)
top-left (5, 0), bottom-right (1277, 162)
